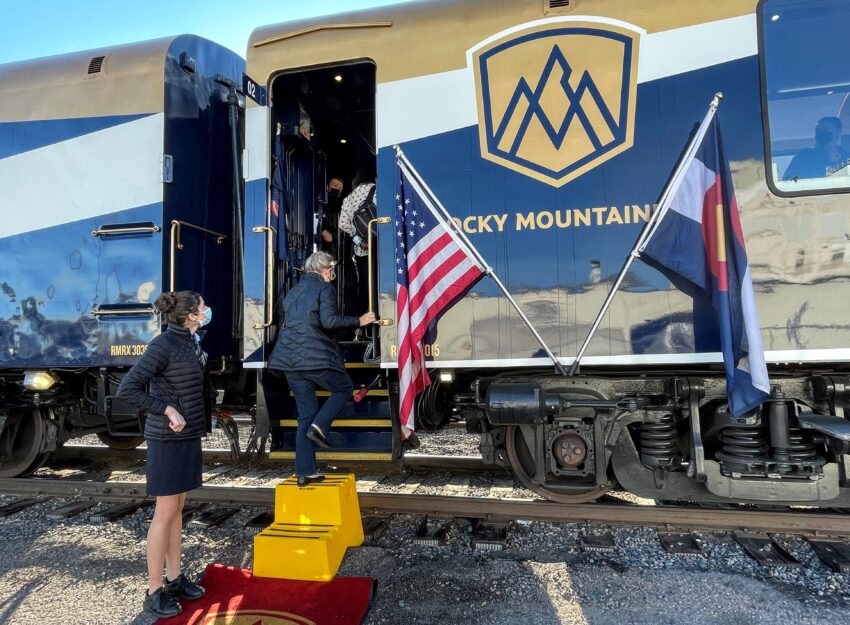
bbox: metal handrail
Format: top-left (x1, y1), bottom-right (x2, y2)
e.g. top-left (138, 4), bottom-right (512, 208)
top-left (91, 307), bottom-right (157, 317)
top-left (368, 216), bottom-right (393, 326)
top-left (169, 220), bottom-right (227, 291)
top-left (252, 225), bottom-right (274, 329)
top-left (91, 224), bottom-right (161, 237)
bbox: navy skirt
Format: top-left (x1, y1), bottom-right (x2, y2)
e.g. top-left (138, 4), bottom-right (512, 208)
top-left (145, 437), bottom-right (203, 497)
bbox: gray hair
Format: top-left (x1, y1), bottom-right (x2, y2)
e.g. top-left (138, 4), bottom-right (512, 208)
top-left (304, 251), bottom-right (336, 274)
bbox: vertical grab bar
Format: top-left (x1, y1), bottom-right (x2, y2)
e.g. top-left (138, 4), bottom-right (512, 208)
top-left (252, 225), bottom-right (274, 329)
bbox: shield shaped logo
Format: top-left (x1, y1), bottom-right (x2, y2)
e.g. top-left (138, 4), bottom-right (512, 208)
top-left (201, 609), bottom-right (316, 625)
top-left (470, 20), bottom-right (641, 187)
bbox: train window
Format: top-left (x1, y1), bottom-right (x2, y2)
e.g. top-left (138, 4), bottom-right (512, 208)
top-left (761, 0), bottom-right (850, 195)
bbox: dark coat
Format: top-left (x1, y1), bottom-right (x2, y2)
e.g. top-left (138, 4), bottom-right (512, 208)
top-left (268, 272), bottom-right (360, 372)
top-left (117, 324), bottom-right (209, 441)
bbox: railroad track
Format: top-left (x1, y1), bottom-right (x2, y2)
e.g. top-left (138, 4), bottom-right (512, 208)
top-left (2, 473), bottom-right (850, 538)
top-left (54, 445), bottom-right (493, 472)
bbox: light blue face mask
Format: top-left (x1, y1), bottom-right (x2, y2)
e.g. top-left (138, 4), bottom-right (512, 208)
top-left (197, 307), bottom-right (213, 327)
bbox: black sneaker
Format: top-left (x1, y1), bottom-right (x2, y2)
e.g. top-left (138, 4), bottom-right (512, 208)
top-left (164, 573), bottom-right (206, 601)
top-left (306, 426), bottom-right (332, 449)
top-left (297, 474), bottom-right (326, 487)
top-left (143, 587), bottom-right (182, 618)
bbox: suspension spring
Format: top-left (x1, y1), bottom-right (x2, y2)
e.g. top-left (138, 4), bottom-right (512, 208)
top-left (720, 424), bottom-right (769, 460)
top-left (787, 428), bottom-right (817, 463)
top-left (639, 415), bottom-right (680, 468)
top-left (716, 423), bottom-right (769, 474)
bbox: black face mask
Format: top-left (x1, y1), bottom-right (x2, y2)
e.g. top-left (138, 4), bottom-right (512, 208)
top-left (329, 189), bottom-right (341, 201)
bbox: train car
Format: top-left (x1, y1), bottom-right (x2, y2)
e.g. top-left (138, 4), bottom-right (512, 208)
top-left (243, 0), bottom-right (850, 504)
top-left (0, 37), bottom-right (246, 476)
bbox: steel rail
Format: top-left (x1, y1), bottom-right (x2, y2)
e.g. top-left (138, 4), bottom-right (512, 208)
top-left (53, 446), bottom-right (493, 472)
top-left (2, 476), bottom-right (849, 537)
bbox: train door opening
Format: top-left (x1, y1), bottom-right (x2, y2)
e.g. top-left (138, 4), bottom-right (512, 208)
top-left (266, 62), bottom-right (396, 462)
top-left (269, 62), bottom-right (377, 322)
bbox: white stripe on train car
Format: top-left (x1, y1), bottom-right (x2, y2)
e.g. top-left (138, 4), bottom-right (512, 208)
top-left (378, 348), bottom-right (850, 369)
top-left (0, 113), bottom-right (164, 239)
top-left (244, 105), bottom-right (271, 183)
top-left (376, 14), bottom-right (757, 148)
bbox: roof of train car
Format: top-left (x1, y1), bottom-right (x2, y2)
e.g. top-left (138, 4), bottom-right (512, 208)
top-left (0, 35), bottom-right (217, 122)
top-left (247, 0), bottom-right (757, 85)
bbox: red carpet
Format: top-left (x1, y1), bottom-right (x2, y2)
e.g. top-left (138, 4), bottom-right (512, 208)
top-left (159, 564), bottom-right (376, 625)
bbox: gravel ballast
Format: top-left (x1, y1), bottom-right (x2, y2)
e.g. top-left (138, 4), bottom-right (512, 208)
top-left (0, 494), bottom-right (848, 625)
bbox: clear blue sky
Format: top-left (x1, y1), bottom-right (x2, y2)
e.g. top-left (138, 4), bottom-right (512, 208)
top-left (0, 0), bottom-right (413, 65)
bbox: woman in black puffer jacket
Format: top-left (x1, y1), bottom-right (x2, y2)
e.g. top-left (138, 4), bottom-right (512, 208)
top-left (117, 290), bottom-right (210, 619)
top-left (268, 251), bottom-right (375, 487)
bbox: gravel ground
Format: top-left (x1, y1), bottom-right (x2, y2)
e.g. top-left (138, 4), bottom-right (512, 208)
top-left (32, 431), bottom-right (850, 623)
top-left (414, 428), bottom-right (481, 457)
top-left (0, 495), bottom-right (849, 625)
top-left (75, 423), bottom-right (480, 458)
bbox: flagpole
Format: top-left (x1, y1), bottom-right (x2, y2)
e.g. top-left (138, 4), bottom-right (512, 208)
top-left (567, 92), bottom-right (724, 376)
top-left (395, 147), bottom-right (568, 377)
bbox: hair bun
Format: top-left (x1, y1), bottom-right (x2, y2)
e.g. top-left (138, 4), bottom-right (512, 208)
top-left (154, 292), bottom-right (177, 314)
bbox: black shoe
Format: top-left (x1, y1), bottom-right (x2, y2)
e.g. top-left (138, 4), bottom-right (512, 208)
top-left (143, 587), bottom-right (182, 618)
top-left (164, 573), bottom-right (206, 601)
top-left (297, 474), bottom-right (326, 487)
top-left (306, 426), bottom-right (332, 449)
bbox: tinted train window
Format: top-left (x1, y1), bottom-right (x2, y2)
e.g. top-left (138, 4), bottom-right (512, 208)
top-left (761, 0), bottom-right (850, 194)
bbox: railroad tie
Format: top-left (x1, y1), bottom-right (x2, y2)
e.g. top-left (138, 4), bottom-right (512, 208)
top-left (90, 501), bottom-right (151, 523)
top-left (398, 477), bottom-right (423, 495)
top-left (46, 501), bottom-right (96, 520)
top-left (657, 531), bottom-right (704, 555)
top-left (734, 532), bottom-right (800, 567)
top-left (355, 475), bottom-right (385, 492)
top-left (487, 478), bottom-right (516, 500)
top-left (580, 531), bottom-right (617, 553)
top-left (0, 498), bottom-right (42, 518)
top-left (190, 506), bottom-right (239, 528)
top-left (808, 539), bottom-right (850, 573)
top-left (245, 510), bottom-right (274, 529)
top-left (201, 465), bottom-right (238, 482)
top-left (439, 477), bottom-right (470, 498)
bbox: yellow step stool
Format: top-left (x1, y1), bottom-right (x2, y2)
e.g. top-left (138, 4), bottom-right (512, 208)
top-left (253, 474), bottom-right (363, 581)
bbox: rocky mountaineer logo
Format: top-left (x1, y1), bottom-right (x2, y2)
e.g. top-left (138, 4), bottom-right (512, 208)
top-left (470, 20), bottom-right (642, 187)
top-left (200, 609), bottom-right (316, 625)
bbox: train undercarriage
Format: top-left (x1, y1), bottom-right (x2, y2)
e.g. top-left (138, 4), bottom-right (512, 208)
top-left (4, 364), bottom-right (850, 509)
top-left (0, 365), bottom-right (256, 477)
top-left (444, 370), bottom-right (850, 506)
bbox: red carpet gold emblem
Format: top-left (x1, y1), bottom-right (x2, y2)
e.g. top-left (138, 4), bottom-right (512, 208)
top-left (201, 609), bottom-right (316, 625)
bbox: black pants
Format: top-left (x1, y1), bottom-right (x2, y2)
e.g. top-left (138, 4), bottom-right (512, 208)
top-left (354, 254), bottom-right (369, 315)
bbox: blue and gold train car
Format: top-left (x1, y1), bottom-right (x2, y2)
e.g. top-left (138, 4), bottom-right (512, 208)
top-left (0, 36), bottom-right (245, 475)
top-left (4, 0), bottom-right (850, 506)
top-left (244, 0), bottom-right (850, 504)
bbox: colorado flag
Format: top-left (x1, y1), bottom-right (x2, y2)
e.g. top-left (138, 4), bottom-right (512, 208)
top-left (641, 117), bottom-right (770, 416)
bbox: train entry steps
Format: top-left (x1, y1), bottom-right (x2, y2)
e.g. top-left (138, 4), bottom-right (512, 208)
top-left (253, 474), bottom-right (364, 581)
top-left (267, 341), bottom-right (395, 461)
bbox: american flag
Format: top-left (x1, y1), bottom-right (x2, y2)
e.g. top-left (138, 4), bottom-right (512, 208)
top-left (395, 162), bottom-right (485, 438)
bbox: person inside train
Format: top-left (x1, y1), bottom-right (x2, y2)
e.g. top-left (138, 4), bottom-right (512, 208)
top-left (117, 291), bottom-right (212, 619)
top-left (783, 116), bottom-right (849, 181)
top-left (268, 251), bottom-right (376, 486)
top-left (320, 176), bottom-right (345, 255)
top-left (338, 163), bottom-right (376, 326)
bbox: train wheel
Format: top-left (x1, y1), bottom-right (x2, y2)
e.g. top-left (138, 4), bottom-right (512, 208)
top-left (505, 425), bottom-right (611, 504)
top-left (96, 431), bottom-right (145, 451)
top-left (0, 408), bottom-right (49, 478)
